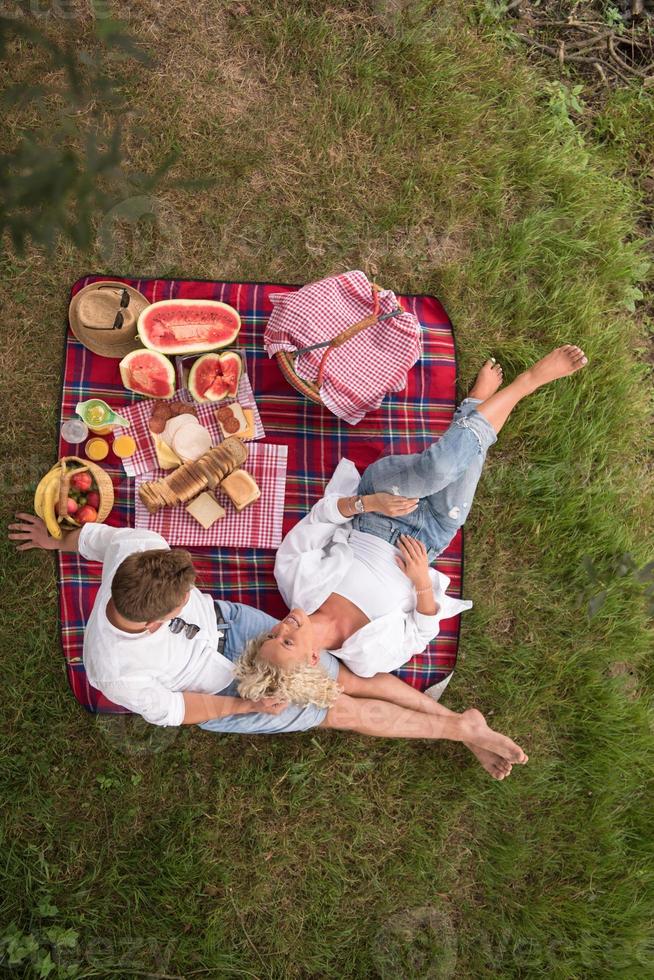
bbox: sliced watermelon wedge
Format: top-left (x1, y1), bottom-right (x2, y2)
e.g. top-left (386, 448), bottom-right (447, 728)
top-left (187, 351), bottom-right (242, 403)
top-left (138, 299), bottom-right (241, 355)
top-left (119, 349), bottom-right (176, 398)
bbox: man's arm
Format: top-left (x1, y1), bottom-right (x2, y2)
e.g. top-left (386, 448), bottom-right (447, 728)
top-left (8, 513), bottom-right (81, 552)
top-left (181, 691), bottom-right (288, 725)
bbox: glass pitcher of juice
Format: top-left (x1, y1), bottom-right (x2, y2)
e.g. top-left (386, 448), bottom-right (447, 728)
top-left (75, 399), bottom-right (129, 435)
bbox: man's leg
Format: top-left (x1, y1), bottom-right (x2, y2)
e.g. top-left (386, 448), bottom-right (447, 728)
top-left (319, 691), bottom-right (528, 766)
top-left (215, 599), bottom-right (278, 661)
top-left (338, 665), bottom-right (517, 779)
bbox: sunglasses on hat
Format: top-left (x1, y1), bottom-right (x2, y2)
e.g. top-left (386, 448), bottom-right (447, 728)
top-left (84, 287), bottom-right (131, 331)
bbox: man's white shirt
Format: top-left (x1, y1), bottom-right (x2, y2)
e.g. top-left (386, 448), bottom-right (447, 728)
top-left (80, 525), bottom-right (235, 726)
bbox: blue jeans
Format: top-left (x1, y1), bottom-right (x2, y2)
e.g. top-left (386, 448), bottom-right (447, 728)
top-left (353, 400), bottom-right (497, 562)
top-left (198, 600), bottom-right (339, 734)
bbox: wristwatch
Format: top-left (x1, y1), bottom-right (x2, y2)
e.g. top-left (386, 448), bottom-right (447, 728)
top-left (353, 495), bottom-right (365, 515)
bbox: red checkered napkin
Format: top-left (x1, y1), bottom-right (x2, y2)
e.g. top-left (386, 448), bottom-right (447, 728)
top-left (264, 269), bottom-right (422, 424)
top-left (120, 371), bottom-right (264, 477)
top-left (133, 442), bottom-right (287, 549)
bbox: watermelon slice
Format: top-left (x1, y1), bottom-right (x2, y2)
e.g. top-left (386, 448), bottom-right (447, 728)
top-left (119, 350), bottom-right (176, 398)
top-left (187, 351), bottom-right (242, 403)
top-left (138, 299), bottom-right (241, 355)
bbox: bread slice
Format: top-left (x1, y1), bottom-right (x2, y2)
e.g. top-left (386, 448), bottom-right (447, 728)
top-left (219, 468), bottom-right (261, 511)
top-left (215, 402), bottom-right (255, 440)
top-left (186, 492), bottom-right (226, 529)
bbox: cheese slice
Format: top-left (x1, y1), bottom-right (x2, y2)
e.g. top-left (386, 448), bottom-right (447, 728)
top-left (185, 492), bottom-right (226, 529)
top-left (240, 408), bottom-right (255, 441)
top-left (154, 435), bottom-right (182, 471)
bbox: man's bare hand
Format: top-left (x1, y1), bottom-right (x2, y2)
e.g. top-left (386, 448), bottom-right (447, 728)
top-left (248, 696), bottom-right (289, 715)
top-left (368, 492), bottom-right (419, 517)
top-left (8, 513), bottom-right (59, 551)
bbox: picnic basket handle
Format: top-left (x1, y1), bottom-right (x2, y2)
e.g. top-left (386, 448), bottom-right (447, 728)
top-left (317, 283), bottom-right (382, 386)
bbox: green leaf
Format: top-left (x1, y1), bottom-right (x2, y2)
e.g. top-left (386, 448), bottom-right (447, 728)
top-left (4, 931), bottom-right (40, 965)
top-left (44, 926), bottom-right (78, 950)
top-left (35, 950), bottom-right (56, 978)
top-left (37, 899), bottom-right (59, 918)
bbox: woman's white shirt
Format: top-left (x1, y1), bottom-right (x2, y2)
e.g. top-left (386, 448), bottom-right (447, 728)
top-left (274, 458), bottom-right (472, 677)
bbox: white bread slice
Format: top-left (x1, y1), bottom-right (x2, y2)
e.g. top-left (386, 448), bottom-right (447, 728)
top-left (185, 492), bottom-right (226, 529)
top-left (219, 468), bottom-right (261, 511)
top-left (216, 402), bottom-right (245, 439)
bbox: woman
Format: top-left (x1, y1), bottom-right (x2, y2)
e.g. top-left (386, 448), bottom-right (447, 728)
top-left (236, 344), bottom-right (588, 699)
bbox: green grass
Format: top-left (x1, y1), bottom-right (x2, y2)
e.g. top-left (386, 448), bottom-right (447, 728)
top-left (1, 1), bottom-right (653, 977)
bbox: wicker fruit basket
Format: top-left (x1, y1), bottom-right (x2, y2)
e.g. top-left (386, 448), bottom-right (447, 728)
top-left (59, 456), bottom-right (114, 521)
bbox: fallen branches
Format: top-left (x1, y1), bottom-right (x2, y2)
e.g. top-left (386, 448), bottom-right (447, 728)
top-left (511, 13), bottom-right (654, 88)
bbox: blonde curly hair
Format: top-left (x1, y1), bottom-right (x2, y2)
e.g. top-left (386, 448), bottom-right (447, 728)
top-left (234, 632), bottom-right (342, 709)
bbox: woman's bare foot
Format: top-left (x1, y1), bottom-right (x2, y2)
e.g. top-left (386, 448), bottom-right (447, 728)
top-left (461, 708), bottom-right (528, 765)
top-left (468, 358), bottom-right (503, 401)
top-left (523, 344), bottom-right (588, 391)
top-left (465, 742), bottom-right (513, 780)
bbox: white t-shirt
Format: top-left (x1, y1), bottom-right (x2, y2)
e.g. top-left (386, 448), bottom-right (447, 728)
top-left (80, 525), bottom-right (235, 727)
top-left (333, 529), bottom-right (415, 620)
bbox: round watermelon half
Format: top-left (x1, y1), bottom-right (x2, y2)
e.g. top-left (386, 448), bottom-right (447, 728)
top-left (119, 349), bottom-right (176, 398)
top-left (187, 351), bottom-right (242, 403)
top-left (138, 299), bottom-right (241, 355)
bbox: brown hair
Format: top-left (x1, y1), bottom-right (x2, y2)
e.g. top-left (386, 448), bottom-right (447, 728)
top-left (111, 548), bottom-right (196, 622)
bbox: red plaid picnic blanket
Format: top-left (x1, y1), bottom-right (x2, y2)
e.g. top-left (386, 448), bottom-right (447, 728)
top-left (264, 270), bottom-right (422, 424)
top-left (59, 276), bottom-right (465, 714)
top-left (133, 443), bottom-right (287, 548)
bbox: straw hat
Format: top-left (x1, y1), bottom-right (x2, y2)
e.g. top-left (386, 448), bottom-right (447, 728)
top-left (68, 281), bottom-right (150, 358)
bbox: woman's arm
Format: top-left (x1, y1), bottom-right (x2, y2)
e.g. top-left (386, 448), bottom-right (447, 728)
top-left (396, 535), bottom-right (439, 616)
top-left (337, 492), bottom-right (419, 519)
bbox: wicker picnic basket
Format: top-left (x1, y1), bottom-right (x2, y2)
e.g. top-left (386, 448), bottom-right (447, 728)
top-left (274, 283), bottom-right (387, 405)
top-left (59, 455), bottom-right (114, 521)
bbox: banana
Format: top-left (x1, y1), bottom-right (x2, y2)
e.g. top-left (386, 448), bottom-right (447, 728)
top-left (42, 474), bottom-right (63, 539)
top-left (34, 465), bottom-right (61, 518)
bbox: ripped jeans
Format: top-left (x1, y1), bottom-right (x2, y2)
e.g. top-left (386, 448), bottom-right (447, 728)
top-left (352, 399), bottom-right (497, 563)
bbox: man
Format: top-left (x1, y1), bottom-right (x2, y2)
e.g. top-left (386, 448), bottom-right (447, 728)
top-left (9, 513), bottom-right (527, 780)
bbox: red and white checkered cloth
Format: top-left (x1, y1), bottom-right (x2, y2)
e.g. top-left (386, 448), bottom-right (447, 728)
top-left (133, 442), bottom-right (288, 549)
top-left (119, 371), bottom-right (264, 478)
top-left (264, 270), bottom-right (422, 425)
